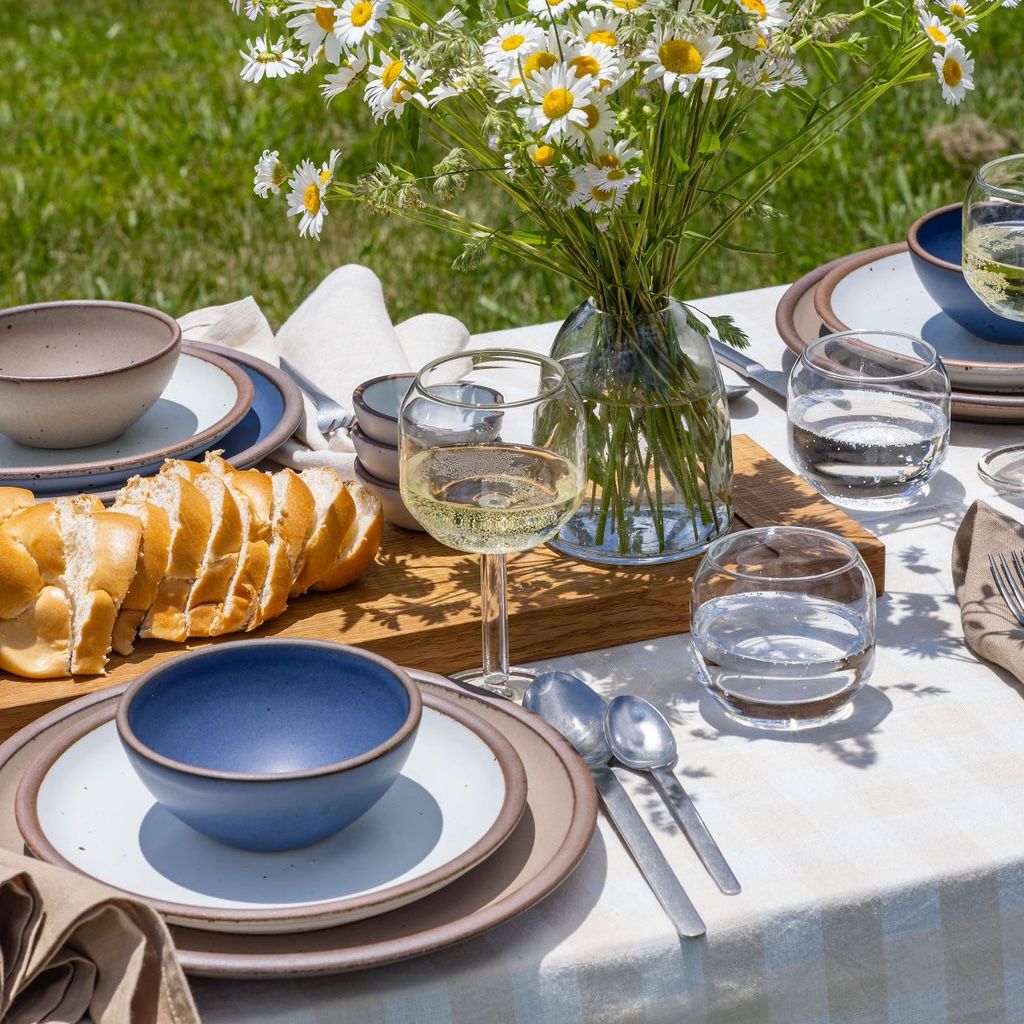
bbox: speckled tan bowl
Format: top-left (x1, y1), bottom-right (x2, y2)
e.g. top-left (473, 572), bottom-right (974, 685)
top-left (0, 300), bottom-right (182, 448)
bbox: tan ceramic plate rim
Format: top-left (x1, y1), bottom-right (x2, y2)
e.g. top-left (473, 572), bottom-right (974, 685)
top-left (15, 687), bottom-right (529, 931)
top-left (0, 343), bottom-right (255, 481)
top-left (776, 247), bottom-right (1024, 416)
top-left (0, 670), bottom-right (597, 977)
top-left (0, 299), bottom-right (181, 383)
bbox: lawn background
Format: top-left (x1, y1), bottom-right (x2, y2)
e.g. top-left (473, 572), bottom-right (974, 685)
top-left (2, 0), bottom-right (1022, 333)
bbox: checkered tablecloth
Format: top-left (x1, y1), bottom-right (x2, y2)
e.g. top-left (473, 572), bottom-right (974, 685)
top-left (192, 286), bottom-right (1024, 1024)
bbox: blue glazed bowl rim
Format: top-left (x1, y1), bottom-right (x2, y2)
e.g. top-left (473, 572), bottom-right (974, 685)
top-left (907, 201), bottom-right (962, 274)
top-left (115, 640), bottom-right (423, 782)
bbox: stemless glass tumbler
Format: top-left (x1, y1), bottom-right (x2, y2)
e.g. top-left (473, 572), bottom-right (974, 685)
top-left (963, 153), bottom-right (1024, 322)
top-left (399, 350), bottom-right (586, 699)
top-left (788, 331), bottom-right (951, 511)
top-left (690, 526), bottom-right (877, 731)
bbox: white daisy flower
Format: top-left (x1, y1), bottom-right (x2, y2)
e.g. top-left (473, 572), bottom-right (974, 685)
top-left (428, 74), bottom-right (472, 105)
top-left (245, 0), bottom-right (264, 16)
top-left (287, 2), bottom-right (344, 64)
top-left (483, 21), bottom-right (547, 71)
top-left (253, 149), bottom-right (289, 196)
top-left (735, 0), bottom-right (791, 34)
top-left (518, 64), bottom-right (595, 142)
top-left (364, 56), bottom-right (430, 121)
top-left (641, 30), bottom-right (732, 95)
top-left (318, 148), bottom-right (341, 189)
top-left (942, 0), bottom-right (978, 31)
top-left (933, 38), bottom-right (974, 104)
top-left (320, 46), bottom-right (370, 101)
top-left (737, 51), bottom-right (806, 92)
top-left (564, 41), bottom-right (622, 92)
top-left (920, 12), bottom-right (956, 46)
top-left (574, 11), bottom-right (621, 48)
top-left (433, 8), bottom-right (466, 27)
top-left (582, 178), bottom-right (626, 213)
top-left (565, 165), bottom-right (592, 207)
top-left (491, 71), bottom-right (530, 100)
top-left (240, 35), bottom-right (303, 82)
top-left (527, 0), bottom-right (583, 20)
top-left (1003, 0), bottom-right (1019, 8)
top-left (589, 139), bottom-right (641, 193)
top-left (528, 142), bottom-right (559, 172)
top-left (286, 159), bottom-right (330, 238)
top-left (335, 0), bottom-right (390, 51)
top-left (565, 92), bottom-right (615, 150)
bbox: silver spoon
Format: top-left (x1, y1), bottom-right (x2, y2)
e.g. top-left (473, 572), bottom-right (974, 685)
top-left (725, 383), bottom-right (751, 402)
top-left (523, 672), bottom-right (706, 938)
top-left (606, 695), bottom-right (740, 896)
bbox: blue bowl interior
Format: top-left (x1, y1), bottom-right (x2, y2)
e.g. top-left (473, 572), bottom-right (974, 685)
top-left (916, 207), bottom-right (963, 267)
top-left (127, 646), bottom-right (411, 774)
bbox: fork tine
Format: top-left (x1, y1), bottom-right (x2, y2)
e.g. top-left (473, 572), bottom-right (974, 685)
top-left (1011, 549), bottom-right (1024, 591)
top-left (992, 553), bottom-right (1024, 626)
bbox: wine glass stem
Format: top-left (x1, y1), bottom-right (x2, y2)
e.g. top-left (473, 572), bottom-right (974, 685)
top-left (480, 553), bottom-right (510, 681)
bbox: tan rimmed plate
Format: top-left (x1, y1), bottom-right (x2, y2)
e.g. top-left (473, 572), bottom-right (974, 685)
top-left (15, 691), bottom-right (528, 935)
top-left (776, 249), bottom-right (1024, 424)
top-left (0, 670), bottom-right (597, 978)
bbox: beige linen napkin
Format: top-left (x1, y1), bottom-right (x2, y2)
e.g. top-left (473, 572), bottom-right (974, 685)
top-left (952, 499), bottom-right (1024, 681)
top-left (177, 264), bottom-right (470, 477)
top-left (0, 850), bottom-right (198, 1024)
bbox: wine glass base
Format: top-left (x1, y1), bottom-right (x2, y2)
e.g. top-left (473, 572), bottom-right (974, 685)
top-left (449, 666), bottom-right (536, 702)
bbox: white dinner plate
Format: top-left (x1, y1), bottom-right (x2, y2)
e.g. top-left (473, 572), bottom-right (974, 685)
top-left (15, 692), bottom-right (528, 934)
top-left (815, 243), bottom-right (1024, 393)
top-left (0, 345), bottom-right (253, 494)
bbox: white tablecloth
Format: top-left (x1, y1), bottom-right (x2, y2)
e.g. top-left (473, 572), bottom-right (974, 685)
top-left (191, 284), bottom-right (1024, 1024)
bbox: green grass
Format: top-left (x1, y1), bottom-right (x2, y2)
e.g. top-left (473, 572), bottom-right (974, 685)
top-left (2, 1), bottom-right (1022, 333)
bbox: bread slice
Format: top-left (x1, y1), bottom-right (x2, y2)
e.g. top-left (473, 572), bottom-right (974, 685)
top-left (54, 499), bottom-right (143, 675)
top-left (109, 498), bottom-right (172, 656)
top-left (0, 503), bottom-right (71, 678)
top-left (203, 453), bottom-right (272, 634)
top-left (290, 468), bottom-right (356, 598)
top-left (114, 473), bottom-right (212, 642)
top-left (163, 461), bottom-right (243, 637)
top-left (311, 482), bottom-right (383, 592)
top-left (250, 469), bottom-right (316, 629)
top-left (0, 487), bottom-right (34, 523)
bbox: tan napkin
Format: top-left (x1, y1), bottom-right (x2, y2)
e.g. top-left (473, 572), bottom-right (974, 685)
top-left (177, 264), bottom-right (470, 477)
top-left (952, 499), bottom-right (1024, 681)
top-left (0, 850), bottom-right (198, 1024)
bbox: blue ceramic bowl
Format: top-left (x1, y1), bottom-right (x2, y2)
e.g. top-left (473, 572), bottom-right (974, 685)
top-left (908, 203), bottom-right (1024, 345)
top-left (115, 641), bottom-right (422, 852)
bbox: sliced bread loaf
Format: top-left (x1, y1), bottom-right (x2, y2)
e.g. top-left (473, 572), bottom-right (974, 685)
top-left (290, 467), bottom-right (356, 598)
top-left (0, 487), bottom-right (34, 523)
top-left (311, 482), bottom-right (383, 592)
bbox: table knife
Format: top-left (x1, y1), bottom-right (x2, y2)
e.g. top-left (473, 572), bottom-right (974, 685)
top-left (710, 339), bottom-right (789, 400)
top-left (593, 766), bottom-right (707, 938)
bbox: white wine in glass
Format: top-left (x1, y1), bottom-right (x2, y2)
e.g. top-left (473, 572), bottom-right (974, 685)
top-left (400, 350), bottom-right (585, 699)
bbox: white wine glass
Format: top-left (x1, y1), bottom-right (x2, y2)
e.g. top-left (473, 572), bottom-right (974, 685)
top-left (399, 349), bottom-right (586, 700)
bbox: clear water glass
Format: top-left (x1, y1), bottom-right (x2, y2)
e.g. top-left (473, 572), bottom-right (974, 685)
top-left (963, 153), bottom-right (1024, 321)
top-left (788, 331), bottom-right (951, 511)
top-left (690, 526), bottom-right (877, 731)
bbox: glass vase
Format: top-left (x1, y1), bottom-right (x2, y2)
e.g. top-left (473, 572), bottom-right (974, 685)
top-left (549, 298), bottom-right (733, 565)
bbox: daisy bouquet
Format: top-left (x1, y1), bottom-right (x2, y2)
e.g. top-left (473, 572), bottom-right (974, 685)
top-left (239, 0), bottom-right (1009, 560)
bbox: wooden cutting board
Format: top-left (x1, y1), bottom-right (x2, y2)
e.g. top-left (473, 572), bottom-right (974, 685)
top-left (0, 435), bottom-right (884, 741)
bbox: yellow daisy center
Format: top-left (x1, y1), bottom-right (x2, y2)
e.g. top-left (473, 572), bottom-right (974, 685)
top-left (569, 55), bottom-right (601, 78)
top-left (659, 40), bottom-right (703, 75)
top-left (508, 76), bottom-right (523, 90)
top-left (349, 1), bottom-right (373, 26)
top-left (382, 58), bottom-right (404, 88)
top-left (315, 4), bottom-right (337, 30)
top-left (501, 33), bottom-right (526, 51)
top-left (741, 0), bottom-right (768, 18)
top-left (542, 87), bottom-right (574, 119)
top-left (303, 184), bottom-right (321, 214)
top-left (587, 29), bottom-right (617, 45)
top-left (523, 51), bottom-right (557, 78)
top-left (598, 153), bottom-right (620, 168)
top-left (754, 34), bottom-right (767, 48)
top-left (582, 104), bottom-right (600, 129)
top-left (532, 145), bottom-right (555, 166)
top-left (607, 168), bottom-right (626, 180)
top-left (565, 178), bottom-right (578, 194)
top-left (591, 185), bottom-right (614, 202)
top-left (943, 56), bottom-right (963, 85)
top-left (927, 23), bottom-right (948, 43)
top-left (320, 168), bottom-right (333, 185)
top-left (950, 2), bottom-right (967, 15)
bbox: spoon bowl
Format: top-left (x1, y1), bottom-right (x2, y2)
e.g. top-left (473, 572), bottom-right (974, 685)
top-left (605, 694), bottom-right (678, 771)
top-left (522, 671), bottom-right (610, 767)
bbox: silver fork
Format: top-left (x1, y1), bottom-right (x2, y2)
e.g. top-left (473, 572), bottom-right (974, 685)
top-left (988, 550), bottom-right (1024, 625)
top-left (279, 357), bottom-right (356, 436)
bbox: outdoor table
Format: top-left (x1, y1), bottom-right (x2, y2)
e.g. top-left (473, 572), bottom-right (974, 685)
top-left (190, 282), bottom-right (1024, 1024)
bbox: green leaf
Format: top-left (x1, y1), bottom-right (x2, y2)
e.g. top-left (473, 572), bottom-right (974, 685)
top-left (697, 128), bottom-right (721, 155)
top-left (670, 151), bottom-right (690, 175)
top-left (402, 106), bottom-right (420, 155)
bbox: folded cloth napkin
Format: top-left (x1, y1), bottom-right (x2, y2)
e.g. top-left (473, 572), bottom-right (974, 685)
top-left (952, 499), bottom-right (1024, 682)
top-left (177, 264), bottom-right (470, 478)
top-left (0, 850), bottom-right (198, 1024)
